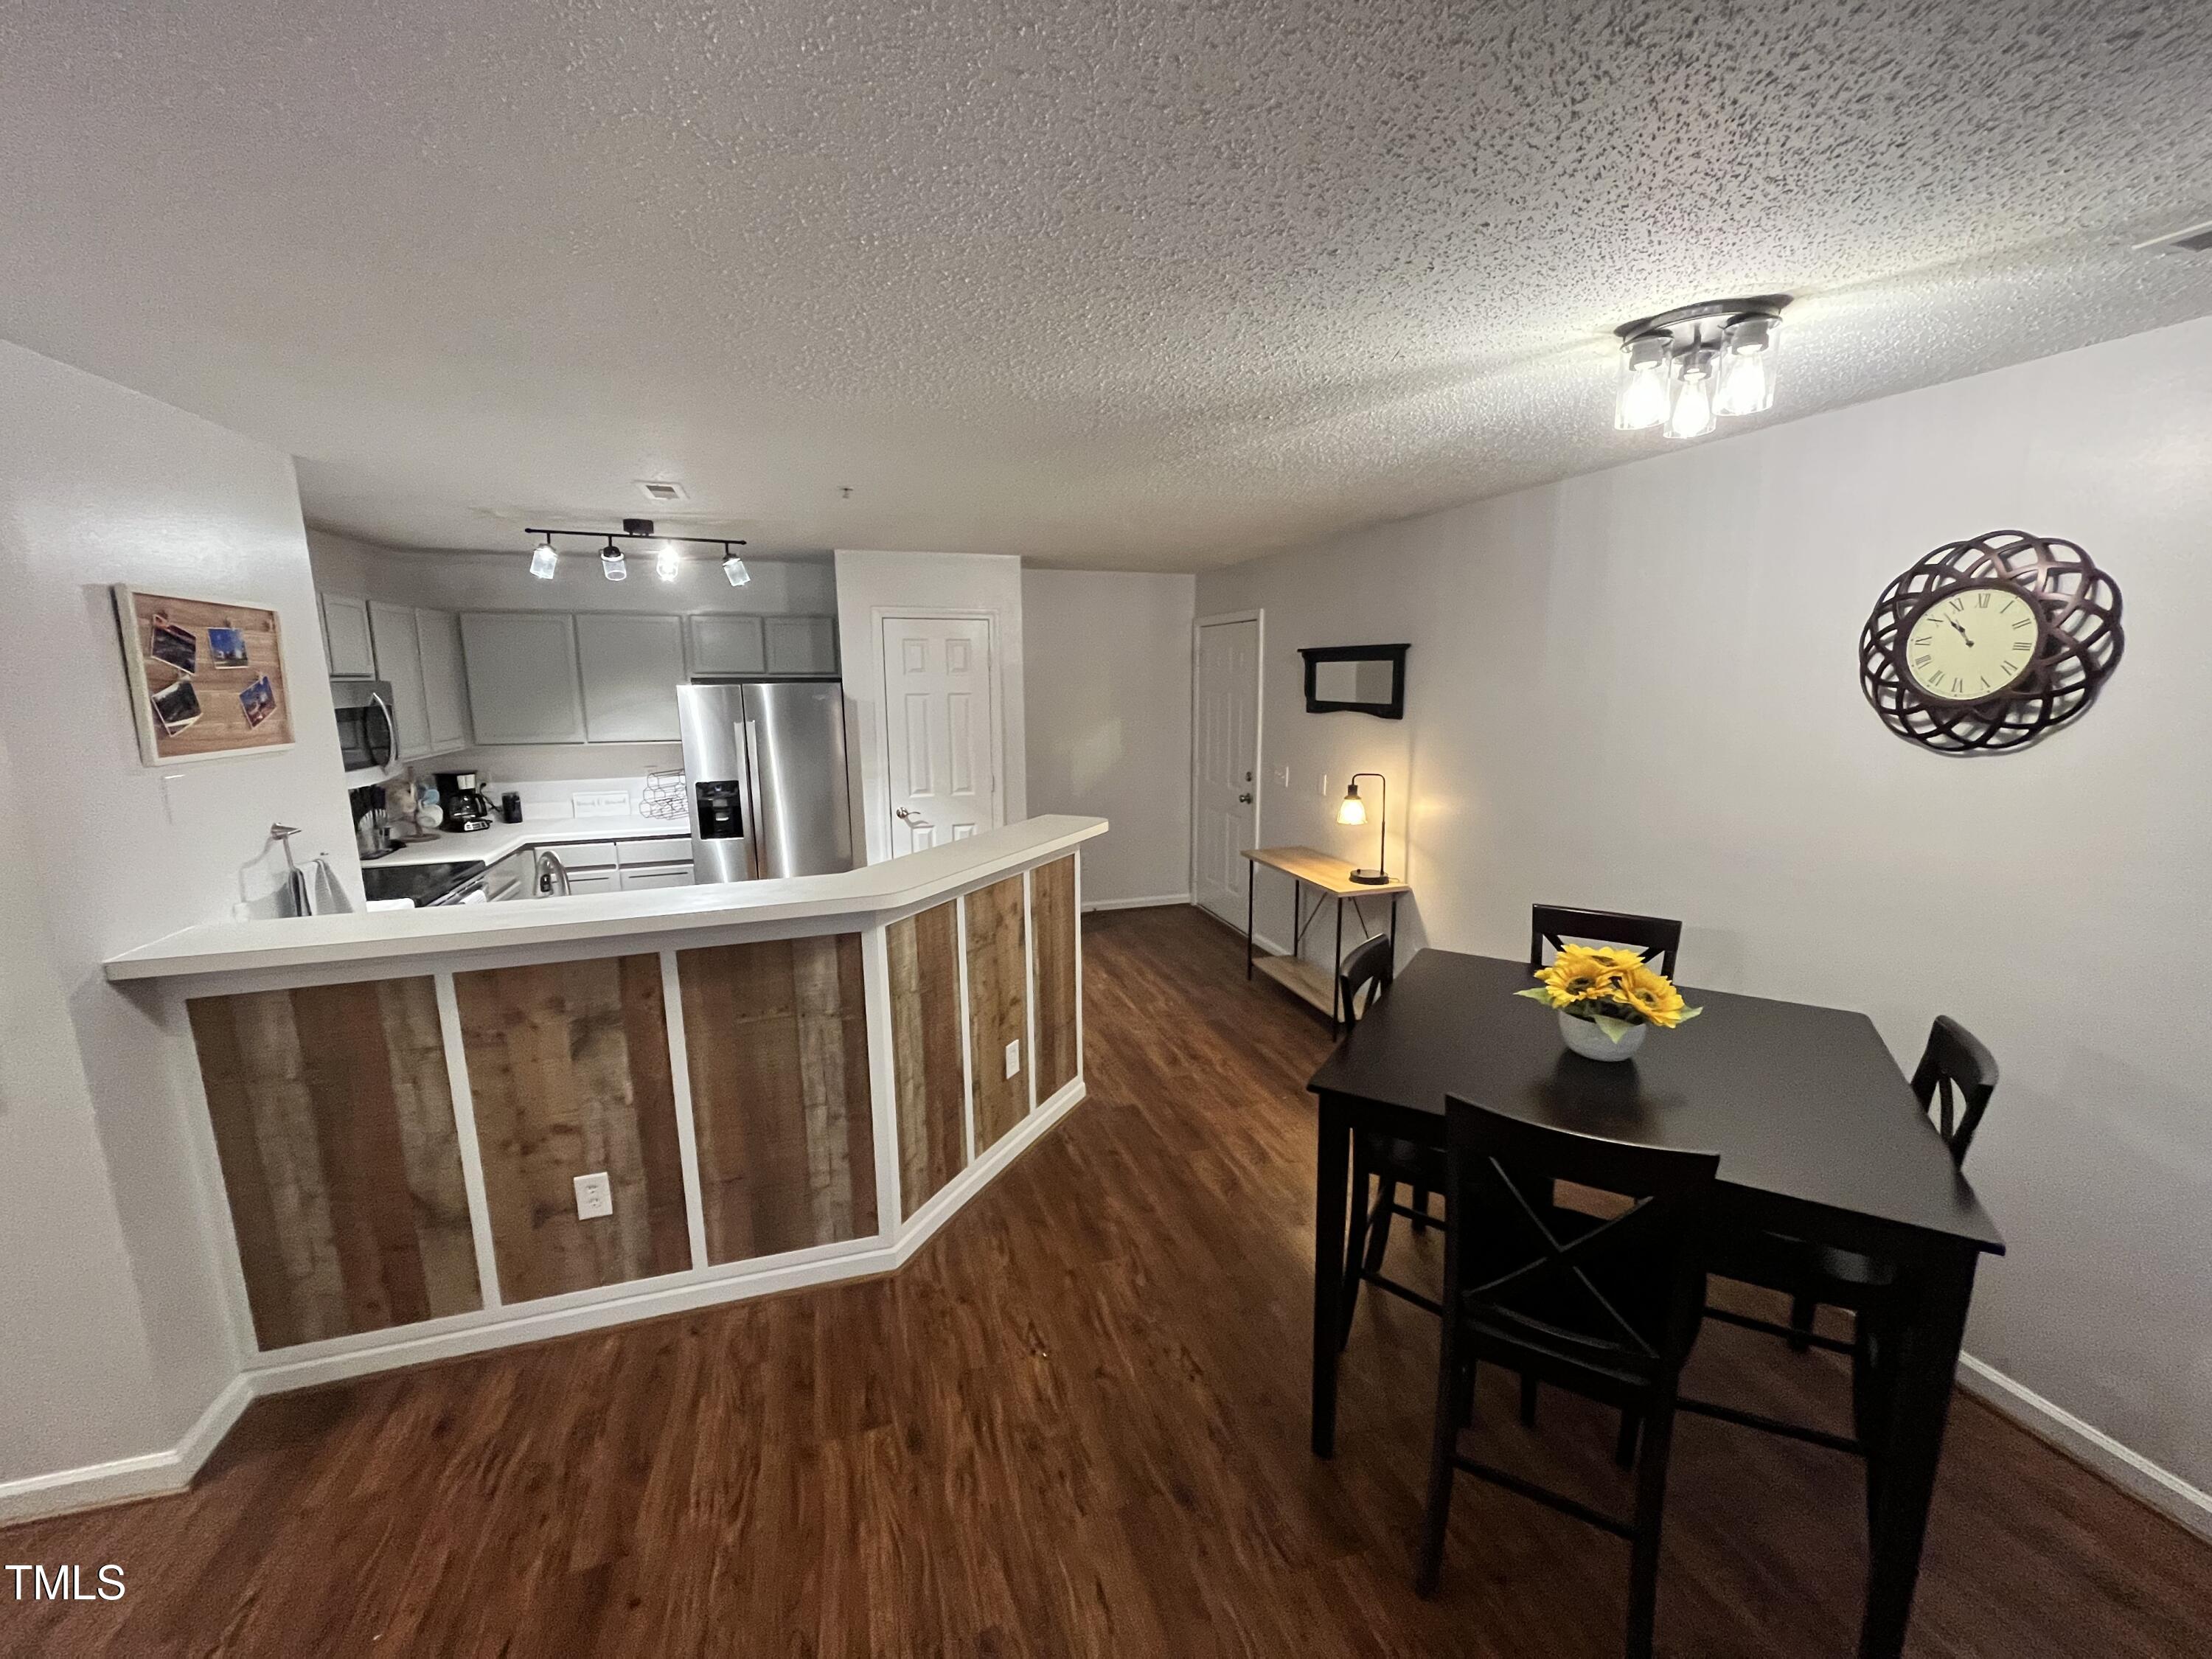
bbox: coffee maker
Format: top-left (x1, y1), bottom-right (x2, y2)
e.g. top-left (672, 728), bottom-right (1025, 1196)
top-left (434, 771), bottom-right (495, 832)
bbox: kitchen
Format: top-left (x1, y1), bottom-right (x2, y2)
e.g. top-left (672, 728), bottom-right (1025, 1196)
top-left (319, 523), bottom-right (853, 911)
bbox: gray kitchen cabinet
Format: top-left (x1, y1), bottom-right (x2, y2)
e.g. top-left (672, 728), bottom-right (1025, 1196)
top-left (560, 868), bottom-right (622, 896)
top-left (321, 593), bottom-right (377, 678)
top-left (764, 614), bottom-right (838, 675)
top-left (685, 613), bottom-right (766, 675)
top-left (619, 865), bottom-right (693, 891)
top-left (576, 613), bottom-right (685, 741)
top-left (368, 600), bottom-right (431, 760)
top-left (460, 613), bottom-right (586, 744)
top-left (417, 608), bottom-right (471, 752)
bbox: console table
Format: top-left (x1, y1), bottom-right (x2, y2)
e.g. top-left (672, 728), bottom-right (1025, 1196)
top-left (1240, 846), bottom-right (1409, 1034)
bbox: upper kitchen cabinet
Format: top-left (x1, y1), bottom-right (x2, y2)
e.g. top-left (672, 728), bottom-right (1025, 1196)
top-left (576, 613), bottom-right (685, 742)
top-left (417, 608), bottom-right (472, 752)
top-left (321, 593), bottom-right (376, 678)
top-left (462, 613), bottom-right (586, 744)
top-left (764, 615), bottom-right (839, 676)
top-left (686, 613), bottom-right (766, 676)
top-left (368, 600), bottom-right (431, 760)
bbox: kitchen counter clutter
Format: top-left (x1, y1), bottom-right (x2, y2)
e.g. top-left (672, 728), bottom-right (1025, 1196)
top-left (105, 817), bottom-right (1101, 1393)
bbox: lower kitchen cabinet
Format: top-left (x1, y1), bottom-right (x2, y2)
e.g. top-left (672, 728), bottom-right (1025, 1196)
top-left (621, 865), bottom-right (694, 890)
top-left (562, 868), bottom-right (622, 896)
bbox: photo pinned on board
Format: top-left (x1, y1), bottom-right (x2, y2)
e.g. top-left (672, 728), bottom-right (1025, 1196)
top-left (149, 613), bottom-right (198, 675)
top-left (238, 675), bottom-right (277, 728)
top-left (208, 625), bottom-right (249, 667)
top-left (150, 675), bottom-right (204, 735)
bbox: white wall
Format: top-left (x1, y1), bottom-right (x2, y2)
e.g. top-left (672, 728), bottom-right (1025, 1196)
top-left (1022, 568), bottom-right (1194, 906)
top-left (1198, 313), bottom-right (2212, 1509)
top-left (0, 341), bottom-right (360, 1497)
top-left (308, 529), bottom-right (839, 782)
top-left (835, 549), bottom-right (1028, 863)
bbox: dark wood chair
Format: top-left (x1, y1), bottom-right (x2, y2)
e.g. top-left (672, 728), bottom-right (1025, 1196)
top-left (1529, 903), bottom-right (1682, 978)
top-left (1519, 904), bottom-right (1684, 1436)
top-left (1337, 935), bottom-right (1450, 1345)
top-left (1684, 1017), bottom-right (2000, 1514)
top-left (1416, 1096), bottom-right (1717, 1659)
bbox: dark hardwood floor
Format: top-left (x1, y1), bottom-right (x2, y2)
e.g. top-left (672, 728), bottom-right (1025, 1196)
top-left (5, 903), bottom-right (2208, 1656)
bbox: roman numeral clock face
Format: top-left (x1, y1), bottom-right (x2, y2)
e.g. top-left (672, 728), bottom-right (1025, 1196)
top-left (1903, 584), bottom-right (2039, 703)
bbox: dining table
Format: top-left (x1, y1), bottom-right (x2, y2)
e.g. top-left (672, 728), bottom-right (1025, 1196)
top-left (1306, 947), bottom-right (2005, 1659)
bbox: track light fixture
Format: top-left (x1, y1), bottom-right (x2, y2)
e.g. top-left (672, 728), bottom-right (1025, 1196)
top-left (1613, 296), bottom-right (1789, 439)
top-left (524, 522), bottom-right (748, 584)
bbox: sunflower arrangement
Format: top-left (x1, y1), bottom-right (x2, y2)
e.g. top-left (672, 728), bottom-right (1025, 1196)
top-left (1515, 945), bottom-right (1701, 1046)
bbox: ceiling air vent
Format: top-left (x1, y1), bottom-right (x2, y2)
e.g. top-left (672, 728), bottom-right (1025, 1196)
top-left (2134, 219), bottom-right (2212, 255)
top-left (636, 479), bottom-right (688, 503)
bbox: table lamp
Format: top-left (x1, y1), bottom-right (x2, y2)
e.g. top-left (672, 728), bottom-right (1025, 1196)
top-left (1338, 773), bottom-right (1389, 885)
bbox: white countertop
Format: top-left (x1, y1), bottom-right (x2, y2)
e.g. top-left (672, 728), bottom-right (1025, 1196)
top-left (106, 816), bottom-right (1106, 983)
top-left (369, 815), bottom-right (689, 869)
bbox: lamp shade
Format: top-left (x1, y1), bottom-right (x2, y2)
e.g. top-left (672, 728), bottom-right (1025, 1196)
top-left (1338, 787), bottom-right (1366, 826)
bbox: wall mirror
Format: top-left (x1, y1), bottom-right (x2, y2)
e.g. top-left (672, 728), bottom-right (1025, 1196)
top-left (1299, 644), bottom-right (1408, 719)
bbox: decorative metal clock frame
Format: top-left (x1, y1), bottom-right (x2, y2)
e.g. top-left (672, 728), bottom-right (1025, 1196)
top-left (1858, 530), bottom-right (2123, 754)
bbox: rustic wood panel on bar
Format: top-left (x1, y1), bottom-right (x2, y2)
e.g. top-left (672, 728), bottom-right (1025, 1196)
top-left (965, 874), bottom-right (1030, 1155)
top-left (886, 900), bottom-right (967, 1217)
top-left (455, 956), bottom-right (690, 1304)
top-left (1031, 855), bottom-right (1079, 1102)
top-left (677, 934), bottom-right (879, 1262)
top-left (187, 978), bottom-right (480, 1349)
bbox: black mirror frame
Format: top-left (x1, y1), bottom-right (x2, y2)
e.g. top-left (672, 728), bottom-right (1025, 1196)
top-left (1298, 643), bottom-right (1409, 720)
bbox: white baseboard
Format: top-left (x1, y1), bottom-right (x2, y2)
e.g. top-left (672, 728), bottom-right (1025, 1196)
top-left (1082, 892), bottom-right (1192, 913)
top-left (0, 1372), bottom-right (253, 1527)
top-left (1957, 1353), bottom-right (2212, 1542)
top-left (0, 1079), bottom-right (1090, 1527)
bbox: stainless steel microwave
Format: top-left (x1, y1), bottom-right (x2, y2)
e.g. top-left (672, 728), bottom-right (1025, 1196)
top-left (333, 679), bottom-right (397, 773)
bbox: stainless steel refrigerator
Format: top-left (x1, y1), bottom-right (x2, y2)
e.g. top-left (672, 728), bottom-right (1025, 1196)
top-left (676, 682), bottom-right (855, 882)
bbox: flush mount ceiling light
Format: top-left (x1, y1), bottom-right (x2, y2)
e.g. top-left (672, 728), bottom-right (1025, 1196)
top-left (524, 519), bottom-right (748, 585)
top-left (1614, 296), bottom-right (1790, 439)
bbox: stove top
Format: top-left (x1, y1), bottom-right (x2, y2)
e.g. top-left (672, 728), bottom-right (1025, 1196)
top-left (360, 860), bottom-right (487, 908)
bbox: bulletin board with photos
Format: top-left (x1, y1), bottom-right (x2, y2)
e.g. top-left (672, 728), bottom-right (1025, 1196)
top-left (114, 585), bottom-right (296, 764)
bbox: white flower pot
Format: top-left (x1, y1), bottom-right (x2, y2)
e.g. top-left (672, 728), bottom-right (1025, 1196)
top-left (1559, 1010), bottom-right (1646, 1062)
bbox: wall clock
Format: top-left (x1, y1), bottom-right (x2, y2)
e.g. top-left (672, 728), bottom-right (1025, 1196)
top-left (1858, 530), bottom-right (2123, 754)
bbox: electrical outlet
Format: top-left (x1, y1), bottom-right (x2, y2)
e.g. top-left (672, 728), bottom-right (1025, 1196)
top-left (1004, 1039), bottom-right (1020, 1079)
top-left (573, 1171), bottom-right (613, 1220)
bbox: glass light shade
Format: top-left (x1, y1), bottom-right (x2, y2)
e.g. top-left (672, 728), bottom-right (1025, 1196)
top-left (1614, 333), bottom-right (1672, 430)
top-left (1665, 344), bottom-right (1719, 439)
top-left (1714, 313), bottom-right (1780, 417)
top-left (529, 537), bottom-right (557, 580)
top-left (654, 540), bottom-right (681, 582)
top-left (1338, 790), bottom-right (1367, 826)
top-left (723, 552), bottom-right (751, 587)
top-left (601, 543), bottom-right (627, 581)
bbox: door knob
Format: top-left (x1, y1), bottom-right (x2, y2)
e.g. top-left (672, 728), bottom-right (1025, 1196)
top-left (1237, 792), bottom-right (1253, 804)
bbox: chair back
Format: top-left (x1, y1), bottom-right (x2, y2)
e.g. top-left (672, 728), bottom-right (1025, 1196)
top-left (1441, 1096), bottom-right (1717, 1388)
top-left (1528, 905), bottom-right (1682, 979)
top-left (1338, 933), bottom-right (1395, 1030)
top-left (1909, 1015), bottom-right (1998, 1169)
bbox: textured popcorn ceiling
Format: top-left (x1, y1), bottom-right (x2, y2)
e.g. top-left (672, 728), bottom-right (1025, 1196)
top-left (4, 1), bottom-right (2211, 570)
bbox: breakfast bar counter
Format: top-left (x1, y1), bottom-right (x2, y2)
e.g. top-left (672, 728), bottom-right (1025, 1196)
top-left (106, 816), bottom-right (1103, 1391)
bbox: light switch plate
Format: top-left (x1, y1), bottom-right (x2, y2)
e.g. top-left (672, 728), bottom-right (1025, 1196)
top-left (1004, 1039), bottom-right (1020, 1079)
top-left (1318, 773), bottom-right (1330, 799)
top-left (1275, 765), bottom-right (1290, 788)
top-left (573, 1171), bottom-right (613, 1220)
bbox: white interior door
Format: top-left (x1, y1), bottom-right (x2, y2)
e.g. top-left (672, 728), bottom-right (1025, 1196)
top-left (1192, 616), bottom-right (1261, 925)
top-left (883, 615), bottom-right (998, 855)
